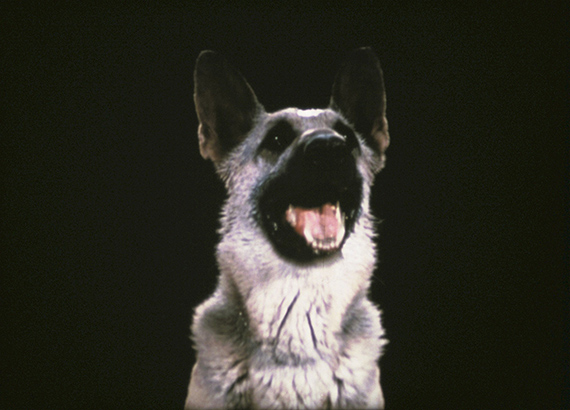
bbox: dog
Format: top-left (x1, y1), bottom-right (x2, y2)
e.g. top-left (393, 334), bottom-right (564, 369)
top-left (185, 47), bottom-right (390, 409)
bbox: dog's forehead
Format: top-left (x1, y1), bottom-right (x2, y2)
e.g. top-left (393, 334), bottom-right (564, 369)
top-left (267, 108), bottom-right (341, 130)
top-left (296, 109), bottom-right (325, 118)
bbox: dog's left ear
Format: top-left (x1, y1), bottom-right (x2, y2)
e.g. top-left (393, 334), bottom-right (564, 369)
top-left (330, 47), bottom-right (389, 170)
top-left (194, 51), bottom-right (264, 164)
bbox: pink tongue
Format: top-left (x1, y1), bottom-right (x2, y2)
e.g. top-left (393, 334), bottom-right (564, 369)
top-left (286, 203), bottom-right (339, 241)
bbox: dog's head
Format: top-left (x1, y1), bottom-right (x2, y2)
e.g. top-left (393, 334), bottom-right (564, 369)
top-left (194, 48), bottom-right (389, 263)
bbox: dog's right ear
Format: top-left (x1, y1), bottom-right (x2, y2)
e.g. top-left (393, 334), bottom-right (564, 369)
top-left (330, 47), bottom-right (389, 171)
top-left (194, 51), bottom-right (264, 163)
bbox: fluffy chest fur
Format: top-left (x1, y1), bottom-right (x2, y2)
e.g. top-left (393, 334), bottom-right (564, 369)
top-left (191, 263), bottom-right (385, 409)
top-left (245, 278), bottom-right (385, 409)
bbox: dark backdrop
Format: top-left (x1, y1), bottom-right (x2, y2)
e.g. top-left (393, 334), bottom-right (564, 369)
top-left (3, 3), bottom-right (566, 409)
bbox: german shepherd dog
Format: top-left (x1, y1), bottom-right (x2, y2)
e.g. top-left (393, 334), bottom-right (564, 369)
top-left (185, 47), bottom-right (390, 409)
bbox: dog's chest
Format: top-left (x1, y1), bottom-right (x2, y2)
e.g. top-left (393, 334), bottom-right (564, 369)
top-left (248, 356), bottom-right (342, 408)
top-left (243, 282), bottom-right (353, 407)
top-left (256, 288), bottom-right (341, 360)
top-left (247, 272), bottom-right (357, 357)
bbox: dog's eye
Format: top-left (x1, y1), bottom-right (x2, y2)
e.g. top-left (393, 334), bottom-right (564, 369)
top-left (333, 121), bottom-right (357, 142)
top-left (260, 121), bottom-right (297, 153)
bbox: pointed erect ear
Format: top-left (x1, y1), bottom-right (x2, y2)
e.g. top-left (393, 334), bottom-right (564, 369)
top-left (194, 51), bottom-right (264, 163)
top-left (330, 47), bottom-right (390, 170)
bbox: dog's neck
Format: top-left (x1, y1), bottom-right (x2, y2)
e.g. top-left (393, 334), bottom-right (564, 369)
top-left (249, 275), bottom-right (350, 364)
top-left (215, 207), bottom-right (377, 361)
top-left (219, 245), bottom-right (373, 364)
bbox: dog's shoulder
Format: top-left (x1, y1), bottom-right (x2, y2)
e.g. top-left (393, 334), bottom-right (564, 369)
top-left (341, 291), bottom-right (383, 337)
top-left (192, 286), bottom-right (250, 350)
top-left (340, 292), bottom-right (386, 356)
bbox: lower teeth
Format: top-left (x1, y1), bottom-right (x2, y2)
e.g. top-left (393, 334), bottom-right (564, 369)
top-left (310, 237), bottom-right (342, 252)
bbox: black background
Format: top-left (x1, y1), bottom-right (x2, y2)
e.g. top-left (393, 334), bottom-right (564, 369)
top-left (3, 3), bottom-right (567, 409)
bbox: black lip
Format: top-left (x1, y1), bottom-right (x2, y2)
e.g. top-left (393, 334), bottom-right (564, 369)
top-left (255, 157), bottom-right (362, 262)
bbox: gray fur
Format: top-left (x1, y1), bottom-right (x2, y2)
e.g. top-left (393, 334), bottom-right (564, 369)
top-left (186, 48), bottom-right (389, 409)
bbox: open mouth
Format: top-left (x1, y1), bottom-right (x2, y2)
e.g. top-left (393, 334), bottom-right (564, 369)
top-left (285, 202), bottom-right (345, 253)
top-left (256, 176), bottom-right (362, 261)
top-left (255, 126), bottom-right (363, 261)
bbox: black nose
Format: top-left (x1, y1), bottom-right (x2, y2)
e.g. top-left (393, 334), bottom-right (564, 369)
top-left (299, 130), bottom-right (358, 185)
top-left (303, 131), bottom-right (349, 163)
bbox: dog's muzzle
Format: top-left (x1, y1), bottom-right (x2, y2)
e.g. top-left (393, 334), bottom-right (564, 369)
top-left (256, 128), bottom-right (363, 261)
top-left (283, 131), bottom-right (353, 253)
